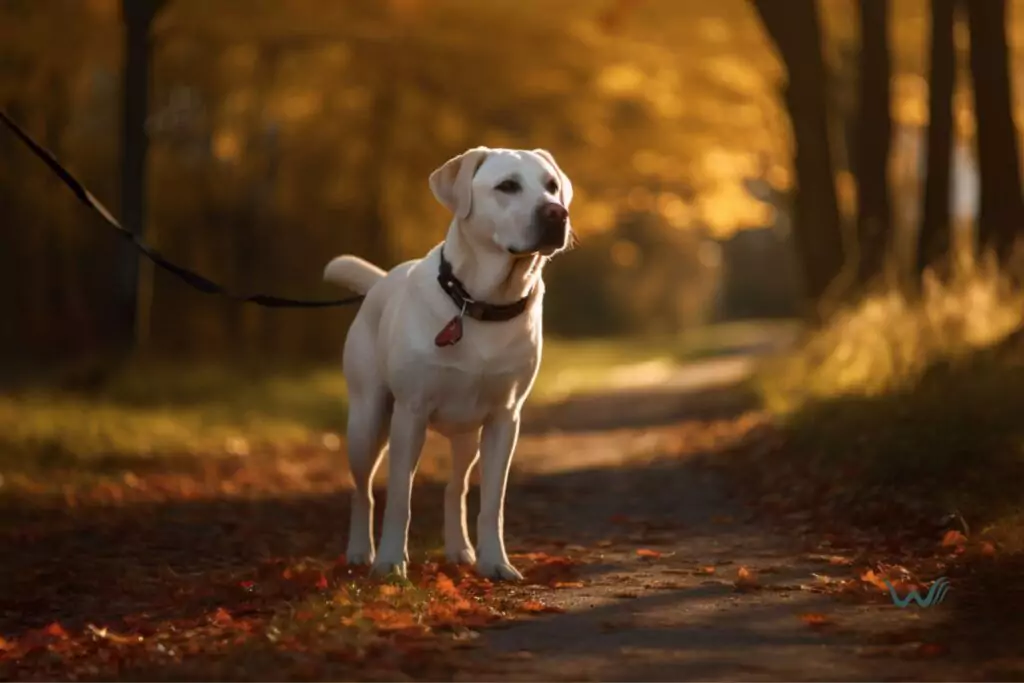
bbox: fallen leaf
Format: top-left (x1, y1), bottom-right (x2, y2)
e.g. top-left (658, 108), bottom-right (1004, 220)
top-left (916, 642), bottom-right (949, 658)
top-left (941, 530), bottom-right (968, 548)
top-left (636, 548), bottom-right (662, 559)
top-left (211, 607), bottom-right (233, 625)
top-left (86, 624), bottom-right (142, 644)
top-left (565, 544), bottom-right (586, 553)
top-left (979, 541), bottom-right (997, 557)
top-left (860, 569), bottom-right (890, 591)
top-left (799, 613), bottom-right (832, 628)
top-left (734, 566), bottom-right (760, 591)
top-left (694, 566), bottom-right (716, 575)
top-left (518, 600), bottom-right (565, 614)
top-left (43, 622), bottom-right (69, 639)
top-left (379, 583), bottom-right (402, 597)
top-left (551, 581), bottom-right (585, 589)
top-left (315, 573), bottom-right (329, 590)
top-left (596, 539), bottom-right (614, 548)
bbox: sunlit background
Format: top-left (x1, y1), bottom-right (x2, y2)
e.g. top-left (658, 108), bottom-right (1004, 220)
top-left (8, 0), bottom-right (1021, 362)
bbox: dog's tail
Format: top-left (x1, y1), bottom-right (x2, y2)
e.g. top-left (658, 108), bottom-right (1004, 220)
top-left (323, 255), bottom-right (386, 295)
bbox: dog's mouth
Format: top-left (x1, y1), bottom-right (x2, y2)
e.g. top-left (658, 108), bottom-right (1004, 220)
top-left (507, 229), bottom-right (576, 258)
top-left (508, 244), bottom-right (561, 257)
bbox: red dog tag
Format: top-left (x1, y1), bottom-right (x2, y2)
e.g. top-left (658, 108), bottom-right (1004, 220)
top-left (434, 315), bottom-right (464, 347)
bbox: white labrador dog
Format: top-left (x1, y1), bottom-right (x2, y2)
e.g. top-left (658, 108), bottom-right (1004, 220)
top-left (323, 147), bottom-right (573, 580)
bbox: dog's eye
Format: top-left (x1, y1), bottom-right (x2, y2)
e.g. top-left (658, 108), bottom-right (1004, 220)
top-left (545, 179), bottom-right (559, 194)
top-left (495, 179), bottom-right (521, 193)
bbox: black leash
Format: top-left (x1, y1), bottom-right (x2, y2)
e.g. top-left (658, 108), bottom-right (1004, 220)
top-left (0, 109), bottom-right (365, 309)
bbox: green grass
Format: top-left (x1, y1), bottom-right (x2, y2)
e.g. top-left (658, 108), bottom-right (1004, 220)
top-left (0, 320), bottom-right (796, 473)
top-left (752, 259), bottom-right (1024, 548)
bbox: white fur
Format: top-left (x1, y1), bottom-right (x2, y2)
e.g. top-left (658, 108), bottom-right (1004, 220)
top-left (324, 147), bottom-right (573, 580)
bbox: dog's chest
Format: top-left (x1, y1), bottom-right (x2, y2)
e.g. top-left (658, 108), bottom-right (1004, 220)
top-left (389, 336), bottom-right (539, 433)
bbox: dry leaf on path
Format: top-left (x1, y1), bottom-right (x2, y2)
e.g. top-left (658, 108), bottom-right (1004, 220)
top-left (799, 613), bottom-right (833, 629)
top-left (734, 566), bottom-right (760, 591)
top-left (636, 548), bottom-right (662, 559)
top-left (941, 530), bottom-right (968, 548)
top-left (859, 569), bottom-right (890, 591)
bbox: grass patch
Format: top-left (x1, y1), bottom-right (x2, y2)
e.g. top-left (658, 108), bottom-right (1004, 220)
top-left (0, 321), bottom-right (795, 474)
top-left (751, 260), bottom-right (1024, 547)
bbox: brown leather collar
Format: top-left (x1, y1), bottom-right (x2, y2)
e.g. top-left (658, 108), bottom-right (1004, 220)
top-left (437, 246), bottom-right (534, 322)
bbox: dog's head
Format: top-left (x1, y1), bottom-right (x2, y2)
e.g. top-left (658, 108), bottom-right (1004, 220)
top-left (429, 146), bottom-right (574, 257)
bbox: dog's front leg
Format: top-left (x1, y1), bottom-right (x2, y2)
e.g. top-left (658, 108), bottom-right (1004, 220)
top-left (476, 411), bottom-right (523, 581)
top-left (372, 403), bottom-right (428, 578)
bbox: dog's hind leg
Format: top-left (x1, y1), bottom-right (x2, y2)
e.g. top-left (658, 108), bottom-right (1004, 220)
top-left (445, 430), bottom-right (480, 565)
top-left (345, 389), bottom-right (389, 566)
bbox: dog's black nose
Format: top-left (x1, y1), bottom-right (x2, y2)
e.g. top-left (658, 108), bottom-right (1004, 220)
top-left (539, 203), bottom-right (568, 228)
top-left (536, 202), bottom-right (569, 248)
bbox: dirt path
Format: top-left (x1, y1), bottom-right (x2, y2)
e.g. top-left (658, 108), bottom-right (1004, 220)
top-left (445, 357), bottom-right (971, 682)
top-left (461, 436), bottom-right (954, 681)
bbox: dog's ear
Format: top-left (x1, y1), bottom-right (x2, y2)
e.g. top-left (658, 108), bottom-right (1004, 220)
top-left (429, 147), bottom-right (491, 219)
top-left (532, 148), bottom-right (574, 207)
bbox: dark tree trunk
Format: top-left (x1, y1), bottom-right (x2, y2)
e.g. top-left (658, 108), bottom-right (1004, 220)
top-left (749, 0), bottom-right (846, 315)
top-left (854, 0), bottom-right (894, 286)
top-left (966, 0), bottom-right (1024, 263)
top-left (115, 0), bottom-right (163, 356)
top-left (917, 0), bottom-right (958, 275)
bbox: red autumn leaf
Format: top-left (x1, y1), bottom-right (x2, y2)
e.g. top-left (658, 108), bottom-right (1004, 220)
top-left (859, 569), bottom-right (889, 591)
top-left (916, 642), bottom-right (949, 658)
top-left (941, 530), bottom-right (968, 548)
top-left (734, 566), bottom-right (760, 591)
top-left (211, 607), bottom-right (233, 625)
top-left (43, 622), bottom-right (68, 639)
top-left (518, 600), bottom-right (565, 614)
top-left (552, 581), bottom-right (585, 589)
top-left (379, 583), bottom-right (402, 597)
top-left (433, 573), bottom-right (461, 598)
top-left (979, 541), bottom-right (997, 556)
top-left (799, 613), bottom-right (832, 628)
top-left (239, 579), bottom-right (255, 590)
top-left (0, 636), bottom-right (12, 652)
top-left (636, 548), bottom-right (662, 559)
top-left (694, 566), bottom-right (716, 575)
top-left (315, 573), bottom-right (329, 590)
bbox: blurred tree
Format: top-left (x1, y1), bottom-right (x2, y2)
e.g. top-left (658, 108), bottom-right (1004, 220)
top-left (853, 0), bottom-right (893, 287)
top-left (748, 0), bottom-right (846, 316)
top-left (117, 0), bottom-right (167, 355)
top-left (965, 0), bottom-right (1024, 264)
top-left (917, 0), bottom-right (958, 275)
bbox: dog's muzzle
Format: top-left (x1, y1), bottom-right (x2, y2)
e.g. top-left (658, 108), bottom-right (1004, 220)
top-left (534, 202), bottom-right (569, 250)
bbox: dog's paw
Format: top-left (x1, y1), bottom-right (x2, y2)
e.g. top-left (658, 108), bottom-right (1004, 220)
top-left (345, 543), bottom-right (375, 566)
top-left (346, 550), bottom-right (375, 566)
top-left (445, 547), bottom-right (477, 566)
top-left (475, 558), bottom-right (523, 582)
top-left (370, 559), bottom-right (408, 578)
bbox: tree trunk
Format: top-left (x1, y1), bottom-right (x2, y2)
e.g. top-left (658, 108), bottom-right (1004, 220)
top-left (854, 0), bottom-right (893, 286)
top-left (115, 0), bottom-right (162, 356)
top-left (966, 0), bottom-right (1024, 263)
top-left (749, 0), bottom-right (846, 315)
top-left (917, 0), bottom-right (958, 275)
